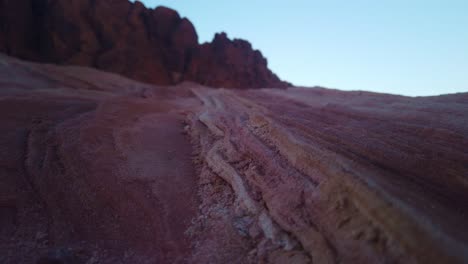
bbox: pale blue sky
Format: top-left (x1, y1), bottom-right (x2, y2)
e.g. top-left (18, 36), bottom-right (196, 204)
top-left (135, 0), bottom-right (467, 96)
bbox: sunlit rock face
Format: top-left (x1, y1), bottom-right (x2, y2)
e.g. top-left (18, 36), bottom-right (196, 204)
top-left (0, 54), bottom-right (467, 263)
top-left (0, 0), bottom-right (289, 89)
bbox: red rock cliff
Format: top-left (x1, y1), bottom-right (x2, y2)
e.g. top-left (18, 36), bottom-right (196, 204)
top-left (0, 0), bottom-right (290, 88)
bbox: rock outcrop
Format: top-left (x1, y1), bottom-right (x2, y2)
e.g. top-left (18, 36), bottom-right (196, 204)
top-left (185, 32), bottom-right (287, 89)
top-left (0, 0), bottom-right (290, 88)
top-left (188, 87), bottom-right (468, 263)
top-left (1, 54), bottom-right (467, 263)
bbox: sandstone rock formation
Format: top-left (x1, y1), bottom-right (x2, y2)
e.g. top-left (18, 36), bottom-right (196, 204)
top-left (185, 32), bottom-right (286, 89)
top-left (0, 0), bottom-right (289, 88)
top-left (0, 54), bottom-right (467, 263)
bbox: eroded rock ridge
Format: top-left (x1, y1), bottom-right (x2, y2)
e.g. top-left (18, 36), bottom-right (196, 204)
top-left (0, 0), bottom-right (290, 88)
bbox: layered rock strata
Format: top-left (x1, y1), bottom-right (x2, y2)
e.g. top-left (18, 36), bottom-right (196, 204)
top-left (0, 54), bottom-right (467, 263)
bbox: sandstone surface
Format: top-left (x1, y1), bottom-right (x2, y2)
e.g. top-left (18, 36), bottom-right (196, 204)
top-left (0, 54), bottom-right (467, 263)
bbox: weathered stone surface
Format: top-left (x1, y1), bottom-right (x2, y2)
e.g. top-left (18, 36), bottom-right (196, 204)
top-left (0, 0), bottom-right (290, 88)
top-left (0, 54), bottom-right (467, 263)
top-left (188, 87), bottom-right (468, 263)
top-left (0, 54), bottom-right (200, 263)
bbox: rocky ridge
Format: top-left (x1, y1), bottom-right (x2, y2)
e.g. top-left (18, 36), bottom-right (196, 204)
top-left (0, 0), bottom-right (290, 88)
